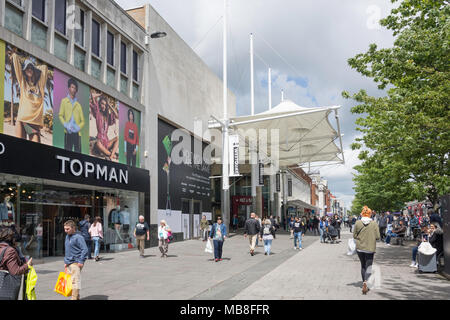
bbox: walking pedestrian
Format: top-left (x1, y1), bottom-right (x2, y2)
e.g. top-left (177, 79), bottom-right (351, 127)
top-left (88, 217), bottom-right (103, 261)
top-left (78, 215), bottom-right (92, 259)
top-left (378, 212), bottom-right (387, 241)
top-left (332, 214), bottom-right (342, 239)
top-left (0, 227), bottom-right (32, 300)
top-left (133, 215), bottom-right (149, 258)
top-left (269, 215), bottom-right (278, 239)
top-left (255, 215), bottom-right (262, 246)
top-left (319, 216), bottom-right (327, 243)
top-left (63, 220), bottom-right (88, 300)
top-left (313, 216), bottom-right (319, 236)
top-left (232, 214), bottom-right (239, 232)
top-left (353, 206), bottom-right (380, 295)
top-left (244, 212), bottom-right (260, 256)
top-left (385, 211), bottom-right (393, 234)
top-left (158, 220), bottom-right (171, 258)
top-left (209, 216), bottom-right (227, 262)
top-left (200, 215), bottom-right (209, 242)
top-left (350, 216), bottom-right (357, 232)
top-left (289, 217), bottom-right (294, 239)
top-left (292, 217), bottom-right (304, 250)
top-left (260, 219), bottom-right (275, 255)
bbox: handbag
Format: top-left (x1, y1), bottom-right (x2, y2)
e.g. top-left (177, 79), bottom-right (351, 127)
top-left (0, 247), bottom-right (23, 300)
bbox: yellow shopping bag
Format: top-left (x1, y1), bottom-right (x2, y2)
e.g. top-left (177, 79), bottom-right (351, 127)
top-left (54, 272), bottom-right (72, 297)
top-left (26, 266), bottom-right (38, 300)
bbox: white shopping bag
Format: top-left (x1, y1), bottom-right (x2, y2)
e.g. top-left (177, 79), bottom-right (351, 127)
top-left (205, 239), bottom-right (213, 253)
top-left (367, 264), bottom-right (381, 290)
top-left (347, 238), bottom-right (356, 256)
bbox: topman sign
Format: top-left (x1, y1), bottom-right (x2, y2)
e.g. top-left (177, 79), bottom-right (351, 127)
top-left (57, 155), bottom-right (129, 184)
top-left (0, 142), bottom-right (4, 155)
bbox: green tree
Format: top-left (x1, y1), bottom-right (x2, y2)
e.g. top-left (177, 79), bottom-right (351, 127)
top-left (344, 0), bottom-right (450, 207)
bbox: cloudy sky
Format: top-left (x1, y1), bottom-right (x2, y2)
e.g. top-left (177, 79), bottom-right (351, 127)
top-left (116, 0), bottom-right (396, 209)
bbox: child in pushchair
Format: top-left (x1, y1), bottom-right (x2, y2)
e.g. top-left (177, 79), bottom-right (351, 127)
top-left (323, 225), bottom-right (338, 243)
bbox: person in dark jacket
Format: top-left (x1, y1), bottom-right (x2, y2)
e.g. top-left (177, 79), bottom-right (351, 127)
top-left (64, 220), bottom-right (88, 300)
top-left (209, 216), bottom-right (227, 262)
top-left (332, 214), bottom-right (342, 239)
top-left (0, 227), bottom-right (32, 277)
top-left (428, 222), bottom-right (444, 258)
top-left (244, 212), bottom-right (260, 256)
top-left (386, 220), bottom-right (406, 246)
top-left (428, 209), bottom-right (442, 228)
top-left (78, 215), bottom-right (92, 259)
top-left (378, 213), bottom-right (388, 241)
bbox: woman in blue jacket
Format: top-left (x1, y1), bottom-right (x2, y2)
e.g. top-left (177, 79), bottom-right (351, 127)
top-left (209, 216), bottom-right (227, 262)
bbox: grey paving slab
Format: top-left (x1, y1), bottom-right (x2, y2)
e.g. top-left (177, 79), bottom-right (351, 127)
top-left (232, 229), bottom-right (450, 300)
top-left (33, 231), bottom-right (317, 300)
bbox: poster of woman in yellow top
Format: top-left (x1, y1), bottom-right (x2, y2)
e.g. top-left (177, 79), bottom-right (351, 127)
top-left (3, 43), bottom-right (53, 145)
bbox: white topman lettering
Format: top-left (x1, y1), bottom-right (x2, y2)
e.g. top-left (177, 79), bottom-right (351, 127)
top-left (57, 155), bottom-right (129, 185)
top-left (0, 142), bottom-right (5, 155)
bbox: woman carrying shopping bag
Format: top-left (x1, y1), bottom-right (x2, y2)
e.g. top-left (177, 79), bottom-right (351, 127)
top-left (89, 217), bottom-right (103, 262)
top-left (260, 219), bottom-right (275, 256)
top-left (209, 216), bottom-right (227, 262)
top-left (353, 206), bottom-right (380, 295)
top-left (0, 227), bottom-right (33, 300)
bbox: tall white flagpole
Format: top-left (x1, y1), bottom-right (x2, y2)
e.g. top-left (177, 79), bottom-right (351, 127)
top-left (222, 0), bottom-right (230, 227)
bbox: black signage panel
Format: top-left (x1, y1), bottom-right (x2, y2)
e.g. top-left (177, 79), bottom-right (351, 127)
top-left (0, 133), bottom-right (150, 193)
top-left (288, 177), bottom-right (293, 197)
top-left (258, 162), bottom-right (264, 185)
top-left (158, 120), bottom-right (211, 212)
top-left (276, 173), bottom-right (280, 192)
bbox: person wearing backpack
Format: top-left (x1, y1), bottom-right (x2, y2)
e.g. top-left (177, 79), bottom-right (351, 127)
top-left (260, 219), bottom-right (275, 256)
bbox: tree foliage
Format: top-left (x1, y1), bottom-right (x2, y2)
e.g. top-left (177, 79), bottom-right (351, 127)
top-left (344, 0), bottom-right (450, 210)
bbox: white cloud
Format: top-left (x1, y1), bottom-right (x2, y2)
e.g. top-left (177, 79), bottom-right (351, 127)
top-left (115, 0), bottom-right (395, 203)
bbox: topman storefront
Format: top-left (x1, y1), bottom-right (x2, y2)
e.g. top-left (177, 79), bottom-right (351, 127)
top-left (0, 133), bottom-right (150, 259)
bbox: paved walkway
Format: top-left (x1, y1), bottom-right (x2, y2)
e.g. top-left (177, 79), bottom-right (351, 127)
top-left (33, 231), bottom-right (317, 300)
top-left (232, 229), bottom-right (450, 300)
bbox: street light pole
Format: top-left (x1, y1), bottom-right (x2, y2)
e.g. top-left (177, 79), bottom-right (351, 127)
top-left (221, 0), bottom-right (230, 228)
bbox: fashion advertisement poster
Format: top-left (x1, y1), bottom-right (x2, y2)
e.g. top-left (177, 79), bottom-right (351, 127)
top-left (53, 69), bottom-right (90, 154)
top-left (3, 43), bottom-right (54, 145)
top-left (119, 102), bottom-right (141, 168)
top-left (0, 40), bottom-right (5, 134)
top-left (157, 119), bottom-right (212, 212)
top-left (89, 88), bottom-right (119, 162)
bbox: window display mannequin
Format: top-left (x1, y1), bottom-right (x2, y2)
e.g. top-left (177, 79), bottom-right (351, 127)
top-left (0, 195), bottom-right (15, 222)
top-left (120, 205), bottom-right (131, 243)
top-left (109, 205), bottom-right (124, 242)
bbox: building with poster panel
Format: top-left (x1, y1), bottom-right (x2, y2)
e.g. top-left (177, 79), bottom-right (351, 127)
top-left (0, 0), bottom-right (235, 261)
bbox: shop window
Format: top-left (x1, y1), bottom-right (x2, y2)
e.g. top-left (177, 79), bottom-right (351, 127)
top-left (120, 75), bottom-right (128, 95)
top-left (120, 42), bottom-right (127, 74)
top-left (4, 3), bottom-right (23, 36)
top-left (91, 57), bottom-right (101, 80)
top-left (132, 50), bottom-right (138, 82)
top-left (107, 67), bottom-right (115, 88)
top-left (74, 9), bottom-right (85, 47)
top-left (31, 20), bottom-right (47, 49)
top-left (54, 34), bottom-right (68, 61)
top-left (91, 19), bottom-right (100, 57)
top-left (32, 0), bottom-right (46, 22)
top-left (107, 31), bottom-right (114, 66)
top-left (74, 46), bottom-right (86, 71)
top-left (54, 0), bottom-right (66, 35)
top-left (7, 0), bottom-right (22, 6)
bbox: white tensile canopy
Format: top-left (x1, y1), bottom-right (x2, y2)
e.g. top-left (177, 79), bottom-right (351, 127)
top-left (226, 100), bottom-right (345, 167)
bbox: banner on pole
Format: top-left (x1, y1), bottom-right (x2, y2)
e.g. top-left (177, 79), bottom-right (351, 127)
top-left (229, 135), bottom-right (240, 177)
top-left (276, 173), bottom-right (281, 192)
top-left (258, 161), bottom-right (264, 186)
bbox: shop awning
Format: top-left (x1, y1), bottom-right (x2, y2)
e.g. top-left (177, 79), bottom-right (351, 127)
top-left (210, 100), bottom-right (345, 167)
top-left (287, 199), bottom-right (320, 212)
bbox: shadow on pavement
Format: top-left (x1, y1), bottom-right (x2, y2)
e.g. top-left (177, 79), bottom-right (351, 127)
top-left (82, 295), bottom-right (109, 300)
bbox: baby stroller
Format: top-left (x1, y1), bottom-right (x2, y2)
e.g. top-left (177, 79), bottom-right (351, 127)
top-left (324, 225), bottom-right (338, 243)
